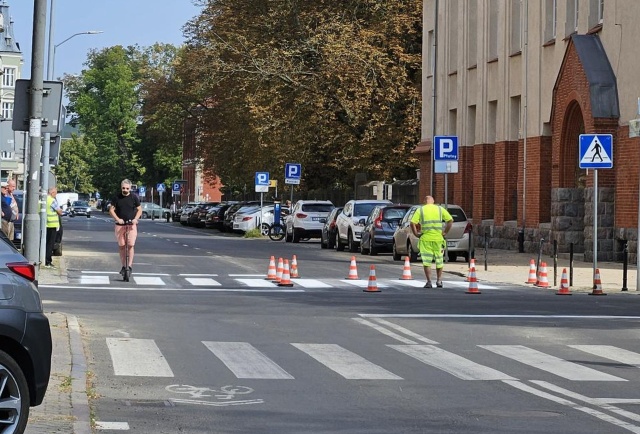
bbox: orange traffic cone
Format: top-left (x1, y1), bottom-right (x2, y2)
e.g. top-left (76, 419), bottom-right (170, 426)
top-left (278, 260), bottom-right (294, 287)
top-left (290, 255), bottom-right (299, 278)
top-left (556, 268), bottom-right (572, 295)
top-left (589, 268), bottom-right (607, 296)
top-left (363, 265), bottom-right (380, 292)
top-left (465, 258), bottom-right (477, 282)
top-left (399, 257), bottom-right (413, 280)
top-left (536, 262), bottom-right (550, 288)
top-left (265, 256), bottom-right (277, 280)
top-left (346, 256), bottom-right (359, 280)
top-left (525, 259), bottom-right (537, 284)
top-left (466, 266), bottom-right (481, 294)
top-left (275, 257), bottom-right (284, 283)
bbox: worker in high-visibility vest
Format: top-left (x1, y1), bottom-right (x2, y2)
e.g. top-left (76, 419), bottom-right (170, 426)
top-left (45, 186), bottom-right (64, 268)
top-left (410, 195), bottom-right (453, 288)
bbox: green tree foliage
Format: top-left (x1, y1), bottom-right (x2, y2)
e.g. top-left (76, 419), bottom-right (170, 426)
top-left (177, 0), bottom-right (422, 190)
top-left (54, 134), bottom-right (96, 194)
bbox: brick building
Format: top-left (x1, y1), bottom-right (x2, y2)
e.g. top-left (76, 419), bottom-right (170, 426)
top-left (418, 0), bottom-right (639, 262)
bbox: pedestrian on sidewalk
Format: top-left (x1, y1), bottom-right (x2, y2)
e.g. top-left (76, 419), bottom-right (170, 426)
top-left (410, 195), bottom-right (453, 288)
top-left (45, 186), bottom-right (64, 268)
top-left (1, 183), bottom-right (12, 239)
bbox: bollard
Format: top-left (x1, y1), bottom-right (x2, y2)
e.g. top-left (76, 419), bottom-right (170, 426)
top-left (518, 228), bottom-right (524, 253)
top-left (536, 238), bottom-right (544, 280)
top-left (166, 211), bottom-right (171, 223)
top-left (484, 229), bottom-right (489, 271)
top-left (553, 240), bottom-right (558, 287)
top-left (622, 241), bottom-right (629, 291)
top-left (569, 243), bottom-right (574, 287)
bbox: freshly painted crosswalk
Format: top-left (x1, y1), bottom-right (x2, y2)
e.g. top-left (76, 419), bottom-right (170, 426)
top-left (73, 271), bottom-right (499, 291)
top-left (105, 338), bottom-right (640, 384)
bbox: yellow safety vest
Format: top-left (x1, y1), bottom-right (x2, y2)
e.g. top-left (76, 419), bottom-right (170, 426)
top-left (46, 196), bottom-right (59, 229)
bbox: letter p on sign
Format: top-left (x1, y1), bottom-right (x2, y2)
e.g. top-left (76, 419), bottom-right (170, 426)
top-left (434, 136), bottom-right (458, 161)
top-left (439, 139), bottom-right (453, 159)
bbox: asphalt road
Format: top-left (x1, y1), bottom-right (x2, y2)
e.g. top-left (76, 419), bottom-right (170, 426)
top-left (39, 214), bottom-right (640, 434)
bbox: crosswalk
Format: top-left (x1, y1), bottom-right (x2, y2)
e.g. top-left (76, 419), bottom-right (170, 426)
top-left (105, 336), bottom-right (639, 383)
top-left (57, 271), bottom-right (499, 291)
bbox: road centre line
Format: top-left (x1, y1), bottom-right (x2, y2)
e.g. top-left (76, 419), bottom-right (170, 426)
top-left (504, 380), bottom-right (640, 433)
top-left (359, 314), bottom-right (640, 320)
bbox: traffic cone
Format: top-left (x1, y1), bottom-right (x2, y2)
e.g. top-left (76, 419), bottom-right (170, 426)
top-left (536, 262), bottom-right (550, 288)
top-left (399, 257), bottom-right (413, 280)
top-left (466, 266), bottom-right (481, 294)
top-left (589, 268), bottom-right (607, 296)
top-left (363, 265), bottom-right (380, 292)
top-left (265, 256), bottom-right (277, 280)
top-left (525, 259), bottom-right (537, 284)
top-left (275, 257), bottom-right (284, 283)
top-left (290, 255), bottom-right (299, 278)
top-left (278, 260), bottom-right (294, 287)
top-left (346, 256), bottom-right (359, 280)
top-left (465, 258), bottom-right (477, 282)
top-left (556, 268), bottom-right (572, 295)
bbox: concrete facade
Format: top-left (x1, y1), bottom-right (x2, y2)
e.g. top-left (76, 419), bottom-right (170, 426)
top-left (418, 0), bottom-right (640, 262)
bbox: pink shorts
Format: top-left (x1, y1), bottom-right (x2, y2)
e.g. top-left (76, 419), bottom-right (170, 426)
top-left (115, 224), bottom-right (137, 247)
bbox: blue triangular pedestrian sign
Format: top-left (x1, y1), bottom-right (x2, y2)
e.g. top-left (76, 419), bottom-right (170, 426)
top-left (579, 134), bottom-right (613, 169)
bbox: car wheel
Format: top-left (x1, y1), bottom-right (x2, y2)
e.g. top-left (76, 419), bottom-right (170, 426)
top-left (285, 227), bottom-right (293, 242)
top-left (141, 212), bottom-right (148, 219)
top-left (392, 241), bottom-right (401, 261)
top-left (261, 223), bottom-right (270, 236)
top-left (368, 237), bottom-right (378, 256)
top-left (320, 236), bottom-right (327, 249)
top-left (292, 228), bottom-right (300, 243)
top-left (335, 232), bottom-right (345, 251)
top-left (348, 231), bottom-right (359, 253)
top-left (448, 252), bottom-right (458, 262)
top-left (327, 232), bottom-right (335, 249)
top-left (360, 238), bottom-right (369, 255)
top-left (408, 242), bottom-right (418, 262)
top-left (87, 214), bottom-right (91, 218)
top-left (0, 349), bottom-right (30, 434)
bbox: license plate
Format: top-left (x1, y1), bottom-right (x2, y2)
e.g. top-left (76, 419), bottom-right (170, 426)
top-left (233, 224), bottom-right (239, 229)
top-left (447, 241), bottom-right (456, 247)
top-left (312, 217), bottom-right (321, 221)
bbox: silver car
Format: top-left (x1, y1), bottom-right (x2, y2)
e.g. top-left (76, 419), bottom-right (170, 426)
top-left (393, 204), bottom-right (472, 262)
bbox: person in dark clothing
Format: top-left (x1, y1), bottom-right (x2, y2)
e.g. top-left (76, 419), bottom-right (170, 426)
top-left (0, 183), bottom-right (12, 239)
top-left (108, 179), bottom-right (142, 275)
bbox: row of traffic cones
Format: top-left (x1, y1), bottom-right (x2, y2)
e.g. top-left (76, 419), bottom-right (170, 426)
top-left (525, 258), bottom-right (606, 295)
top-left (347, 255), bottom-right (414, 281)
top-left (266, 256), bottom-right (299, 286)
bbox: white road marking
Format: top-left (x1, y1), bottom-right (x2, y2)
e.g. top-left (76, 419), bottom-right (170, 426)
top-left (82, 271), bottom-right (120, 275)
top-left (445, 281), bottom-right (498, 289)
top-left (395, 280), bottom-right (428, 288)
top-left (292, 343), bottom-right (402, 380)
top-left (236, 279), bottom-right (277, 288)
top-left (107, 338), bottom-right (174, 377)
top-left (80, 275), bottom-right (110, 285)
top-left (504, 380), bottom-right (640, 434)
top-left (179, 273), bottom-right (219, 277)
top-left (170, 398), bottom-right (264, 407)
top-left (229, 274), bottom-right (264, 277)
top-left (352, 318), bottom-right (417, 345)
top-left (95, 421), bottom-right (130, 430)
top-left (203, 342), bottom-right (294, 379)
top-left (343, 280), bottom-right (388, 288)
top-left (185, 278), bottom-right (221, 286)
top-left (389, 345), bottom-right (516, 381)
top-left (40, 284), bottom-right (303, 292)
top-left (569, 345), bottom-right (640, 368)
top-left (291, 279), bottom-right (333, 288)
top-left (132, 276), bottom-right (166, 285)
top-left (359, 314), bottom-right (640, 319)
top-left (480, 345), bottom-right (627, 381)
top-left (372, 318), bottom-right (439, 344)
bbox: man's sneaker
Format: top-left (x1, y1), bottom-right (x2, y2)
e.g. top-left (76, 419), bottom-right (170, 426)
top-left (436, 281), bottom-right (443, 288)
top-left (423, 282), bottom-right (433, 288)
top-left (120, 266), bottom-right (126, 276)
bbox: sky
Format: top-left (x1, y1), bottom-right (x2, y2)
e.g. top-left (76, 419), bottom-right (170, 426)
top-left (8, 0), bottom-right (203, 79)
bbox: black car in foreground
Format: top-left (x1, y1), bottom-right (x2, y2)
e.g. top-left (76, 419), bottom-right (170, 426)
top-left (0, 234), bottom-right (52, 432)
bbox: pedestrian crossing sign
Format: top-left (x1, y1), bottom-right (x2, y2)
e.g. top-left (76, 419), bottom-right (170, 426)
top-left (579, 134), bottom-right (613, 169)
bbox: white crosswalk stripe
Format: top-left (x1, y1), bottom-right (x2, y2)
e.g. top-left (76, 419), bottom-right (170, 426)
top-left (133, 276), bottom-right (165, 285)
top-left (203, 341), bottom-right (294, 379)
top-left (185, 277), bottom-right (221, 286)
top-left (80, 275), bottom-right (110, 285)
top-left (480, 345), bottom-right (627, 381)
top-left (107, 338), bottom-right (174, 377)
top-left (569, 345), bottom-right (640, 368)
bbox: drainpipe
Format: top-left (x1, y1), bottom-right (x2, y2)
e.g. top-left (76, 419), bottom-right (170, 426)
top-left (519, 0), bottom-right (529, 253)
top-left (430, 0), bottom-right (439, 197)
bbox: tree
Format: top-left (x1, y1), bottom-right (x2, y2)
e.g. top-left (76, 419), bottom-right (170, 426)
top-left (53, 134), bottom-right (96, 194)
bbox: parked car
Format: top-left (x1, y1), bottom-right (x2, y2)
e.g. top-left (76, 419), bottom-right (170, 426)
top-left (320, 207), bottom-right (343, 249)
top-left (233, 204), bottom-right (289, 234)
top-left (140, 202), bottom-right (170, 219)
top-left (360, 204), bottom-right (412, 255)
top-left (222, 201), bottom-right (265, 233)
top-left (392, 203), bottom-right (473, 262)
top-left (68, 200), bottom-right (92, 218)
top-left (188, 202), bottom-right (219, 227)
top-left (285, 200), bottom-right (334, 243)
top-left (179, 202), bottom-right (200, 225)
top-left (335, 199), bottom-right (392, 252)
top-left (0, 235), bottom-right (52, 432)
top-left (205, 202), bottom-right (237, 230)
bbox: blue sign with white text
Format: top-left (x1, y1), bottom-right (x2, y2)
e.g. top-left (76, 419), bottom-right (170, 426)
top-left (433, 136), bottom-right (459, 160)
top-left (579, 134), bottom-right (613, 169)
top-left (285, 163), bottom-right (302, 185)
top-left (255, 172), bottom-right (270, 186)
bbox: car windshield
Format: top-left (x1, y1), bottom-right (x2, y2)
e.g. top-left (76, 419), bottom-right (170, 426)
top-left (73, 201), bottom-right (89, 207)
top-left (447, 207), bottom-right (468, 223)
top-left (354, 203), bottom-right (381, 217)
top-left (301, 204), bottom-right (334, 213)
top-left (382, 208), bottom-right (409, 220)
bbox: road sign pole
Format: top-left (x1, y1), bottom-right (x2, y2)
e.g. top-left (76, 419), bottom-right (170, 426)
top-left (593, 169), bottom-right (598, 287)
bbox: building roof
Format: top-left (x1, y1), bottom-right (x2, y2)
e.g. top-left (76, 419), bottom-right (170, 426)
top-left (0, 1), bottom-right (22, 54)
top-left (572, 34), bottom-right (619, 119)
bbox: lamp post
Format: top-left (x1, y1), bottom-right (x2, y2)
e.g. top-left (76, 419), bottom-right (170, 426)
top-left (39, 0), bottom-right (102, 265)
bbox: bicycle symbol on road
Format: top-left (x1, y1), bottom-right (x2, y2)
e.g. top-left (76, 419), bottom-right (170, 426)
top-left (165, 384), bottom-right (264, 407)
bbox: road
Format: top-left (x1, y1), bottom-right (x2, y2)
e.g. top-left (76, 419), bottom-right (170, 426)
top-left (40, 213), bottom-right (640, 434)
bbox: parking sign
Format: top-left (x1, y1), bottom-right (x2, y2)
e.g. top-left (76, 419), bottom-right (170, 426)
top-left (255, 172), bottom-right (269, 193)
top-left (285, 163), bottom-right (301, 185)
top-left (433, 136), bottom-right (459, 173)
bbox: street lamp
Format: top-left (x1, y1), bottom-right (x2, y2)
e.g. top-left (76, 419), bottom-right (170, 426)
top-left (47, 30), bottom-right (103, 80)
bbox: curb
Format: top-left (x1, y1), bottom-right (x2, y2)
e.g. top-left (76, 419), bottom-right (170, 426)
top-left (68, 315), bottom-right (91, 434)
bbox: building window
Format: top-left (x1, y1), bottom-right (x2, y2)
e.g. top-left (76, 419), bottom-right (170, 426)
top-left (488, 100), bottom-right (497, 143)
top-left (449, 109), bottom-right (457, 136)
top-left (2, 68), bottom-right (15, 87)
top-left (566, 0), bottom-right (579, 36)
top-left (509, 96), bottom-right (521, 141)
top-left (427, 30), bottom-right (435, 76)
top-left (544, 0), bottom-right (557, 42)
top-left (2, 102), bottom-right (13, 120)
top-left (510, 0), bottom-right (522, 54)
top-left (588, 0), bottom-right (604, 28)
top-left (467, 105), bottom-right (476, 146)
top-left (448, 0), bottom-right (459, 73)
top-left (467, 0), bottom-right (477, 67)
top-left (488, 0), bottom-right (499, 60)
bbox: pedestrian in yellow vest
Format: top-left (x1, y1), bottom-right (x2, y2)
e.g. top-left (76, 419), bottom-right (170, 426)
top-left (45, 187), bottom-right (64, 268)
top-left (410, 195), bottom-right (453, 288)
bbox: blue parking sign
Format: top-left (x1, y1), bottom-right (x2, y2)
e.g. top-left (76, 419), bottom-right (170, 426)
top-left (285, 163), bottom-right (301, 185)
